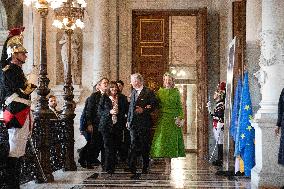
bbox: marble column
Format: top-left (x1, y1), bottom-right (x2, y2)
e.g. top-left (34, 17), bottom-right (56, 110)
top-left (251, 0), bottom-right (284, 187)
top-left (0, 0), bottom-right (7, 53)
top-left (93, 0), bottom-right (110, 82)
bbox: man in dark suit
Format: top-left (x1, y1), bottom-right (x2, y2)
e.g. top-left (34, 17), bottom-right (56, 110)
top-left (126, 73), bottom-right (158, 179)
top-left (83, 78), bottom-right (109, 169)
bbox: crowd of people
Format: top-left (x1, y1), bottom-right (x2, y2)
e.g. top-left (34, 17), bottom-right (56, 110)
top-left (77, 73), bottom-right (186, 179)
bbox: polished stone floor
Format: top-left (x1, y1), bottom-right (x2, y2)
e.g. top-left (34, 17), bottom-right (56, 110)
top-left (22, 153), bottom-right (251, 189)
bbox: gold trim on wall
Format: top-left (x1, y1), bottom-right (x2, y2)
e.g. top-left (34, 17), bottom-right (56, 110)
top-left (140, 46), bottom-right (163, 56)
top-left (139, 19), bottom-right (164, 43)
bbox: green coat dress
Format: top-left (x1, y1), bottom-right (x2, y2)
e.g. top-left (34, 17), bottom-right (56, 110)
top-left (150, 87), bottom-right (186, 158)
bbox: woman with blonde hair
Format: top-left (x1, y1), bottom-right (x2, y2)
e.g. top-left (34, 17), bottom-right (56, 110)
top-left (150, 72), bottom-right (185, 174)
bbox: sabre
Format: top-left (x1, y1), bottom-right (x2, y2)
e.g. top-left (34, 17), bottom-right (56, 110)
top-left (209, 130), bottom-right (221, 162)
top-left (29, 137), bottom-right (48, 182)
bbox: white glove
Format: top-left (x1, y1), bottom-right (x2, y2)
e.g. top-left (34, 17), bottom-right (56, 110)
top-left (175, 117), bottom-right (184, 128)
top-left (207, 101), bottom-right (212, 114)
top-left (110, 109), bottom-right (118, 115)
top-left (126, 122), bottom-right (130, 130)
top-left (216, 122), bottom-right (224, 130)
top-left (112, 115), bottom-right (117, 124)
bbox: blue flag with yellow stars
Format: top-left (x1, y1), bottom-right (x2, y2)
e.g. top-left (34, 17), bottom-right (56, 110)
top-left (237, 71), bottom-right (255, 176)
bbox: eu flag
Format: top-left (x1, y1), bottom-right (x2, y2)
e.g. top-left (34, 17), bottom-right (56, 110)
top-left (237, 71), bottom-right (255, 176)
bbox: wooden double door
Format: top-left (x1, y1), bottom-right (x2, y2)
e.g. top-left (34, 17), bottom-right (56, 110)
top-left (132, 9), bottom-right (209, 158)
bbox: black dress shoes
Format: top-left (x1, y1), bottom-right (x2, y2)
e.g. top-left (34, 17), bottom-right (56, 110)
top-left (78, 159), bottom-right (87, 168)
top-left (212, 160), bottom-right (222, 166)
top-left (235, 171), bottom-right (245, 176)
top-left (86, 163), bottom-right (94, 169)
top-left (78, 159), bottom-right (94, 169)
top-left (142, 168), bottom-right (149, 174)
top-left (124, 167), bottom-right (131, 172)
top-left (130, 173), bottom-right (141, 180)
top-left (92, 159), bottom-right (101, 166)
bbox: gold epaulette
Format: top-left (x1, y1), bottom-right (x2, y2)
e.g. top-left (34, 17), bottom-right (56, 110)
top-left (2, 65), bottom-right (10, 72)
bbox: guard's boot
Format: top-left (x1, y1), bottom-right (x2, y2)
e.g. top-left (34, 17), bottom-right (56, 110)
top-left (212, 144), bottom-right (223, 166)
top-left (5, 157), bottom-right (20, 189)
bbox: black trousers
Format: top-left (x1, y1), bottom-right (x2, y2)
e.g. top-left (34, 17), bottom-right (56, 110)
top-left (5, 157), bottom-right (21, 189)
top-left (100, 129), bottom-right (115, 173)
top-left (129, 128), bottom-right (151, 174)
top-left (119, 128), bottom-right (131, 162)
top-left (79, 128), bottom-right (105, 166)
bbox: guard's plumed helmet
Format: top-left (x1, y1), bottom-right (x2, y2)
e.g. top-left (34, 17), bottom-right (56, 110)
top-left (0, 27), bottom-right (26, 68)
top-left (216, 81), bottom-right (226, 100)
top-left (218, 81), bottom-right (226, 92)
top-left (6, 27), bottom-right (27, 58)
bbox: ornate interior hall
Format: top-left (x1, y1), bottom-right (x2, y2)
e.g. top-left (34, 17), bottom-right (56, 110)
top-left (0, 0), bottom-right (284, 188)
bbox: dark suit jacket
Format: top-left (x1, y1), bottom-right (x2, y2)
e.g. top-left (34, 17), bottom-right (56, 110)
top-left (97, 93), bottom-right (129, 132)
top-left (79, 97), bottom-right (92, 141)
top-left (116, 93), bottom-right (129, 128)
top-left (127, 86), bottom-right (158, 130)
top-left (277, 88), bottom-right (284, 165)
top-left (85, 91), bottom-right (102, 127)
top-left (97, 94), bottom-right (113, 132)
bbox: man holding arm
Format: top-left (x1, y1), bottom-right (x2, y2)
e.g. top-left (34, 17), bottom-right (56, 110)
top-left (126, 73), bottom-right (158, 179)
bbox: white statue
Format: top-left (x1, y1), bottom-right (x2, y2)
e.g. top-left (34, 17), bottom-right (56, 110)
top-left (59, 33), bottom-right (81, 84)
top-left (59, 33), bottom-right (68, 79)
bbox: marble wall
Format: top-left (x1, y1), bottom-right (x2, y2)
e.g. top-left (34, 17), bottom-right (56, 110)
top-left (246, 0), bottom-right (262, 114)
top-left (1, 0), bottom-right (22, 30)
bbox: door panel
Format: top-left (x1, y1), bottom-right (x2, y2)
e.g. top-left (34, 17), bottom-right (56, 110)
top-left (132, 13), bottom-right (169, 90)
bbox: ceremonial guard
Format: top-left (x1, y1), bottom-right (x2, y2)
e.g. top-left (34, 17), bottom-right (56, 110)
top-left (0, 27), bottom-right (37, 189)
top-left (208, 82), bottom-right (226, 166)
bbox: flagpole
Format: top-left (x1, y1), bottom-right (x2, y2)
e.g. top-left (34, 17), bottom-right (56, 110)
top-left (216, 37), bottom-right (237, 177)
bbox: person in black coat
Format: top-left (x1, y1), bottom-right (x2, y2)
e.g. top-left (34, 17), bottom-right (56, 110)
top-left (97, 90), bottom-right (116, 174)
top-left (78, 96), bottom-right (99, 168)
top-left (109, 82), bottom-right (129, 163)
top-left (276, 88), bottom-right (284, 166)
top-left (126, 73), bottom-right (158, 179)
top-left (83, 78), bottom-right (109, 169)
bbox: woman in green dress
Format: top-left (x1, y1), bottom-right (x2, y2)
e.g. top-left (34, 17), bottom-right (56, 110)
top-left (150, 72), bottom-right (185, 174)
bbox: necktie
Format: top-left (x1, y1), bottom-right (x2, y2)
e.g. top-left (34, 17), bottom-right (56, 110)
top-left (134, 90), bottom-right (138, 102)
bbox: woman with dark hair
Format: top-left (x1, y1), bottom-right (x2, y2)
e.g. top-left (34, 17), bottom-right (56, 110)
top-left (97, 81), bottom-right (128, 174)
top-left (108, 81), bottom-right (129, 163)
